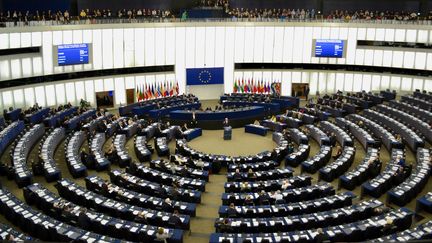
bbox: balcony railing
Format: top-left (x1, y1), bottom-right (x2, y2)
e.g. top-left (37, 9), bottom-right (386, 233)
top-left (1, 16), bottom-right (431, 28)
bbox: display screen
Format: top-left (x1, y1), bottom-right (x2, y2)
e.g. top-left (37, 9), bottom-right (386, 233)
top-left (315, 40), bottom-right (345, 58)
top-left (57, 44), bottom-right (89, 66)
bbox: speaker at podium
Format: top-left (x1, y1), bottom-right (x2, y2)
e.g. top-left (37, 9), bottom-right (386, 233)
top-left (224, 126), bottom-right (232, 140)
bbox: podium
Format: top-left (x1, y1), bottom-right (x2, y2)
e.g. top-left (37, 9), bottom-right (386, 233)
top-left (224, 126), bottom-right (232, 140)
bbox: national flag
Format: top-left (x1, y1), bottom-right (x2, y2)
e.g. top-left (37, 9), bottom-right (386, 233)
top-left (136, 86), bottom-right (140, 101)
top-left (157, 83), bottom-right (162, 97)
top-left (233, 79), bottom-right (238, 93)
top-left (169, 81), bottom-right (174, 96)
top-left (160, 82), bottom-right (165, 97)
top-left (244, 79), bottom-right (249, 93)
top-left (240, 79), bottom-right (244, 93)
top-left (147, 83), bottom-right (153, 99)
top-left (151, 84), bottom-right (155, 98)
top-left (175, 81), bottom-right (179, 94)
top-left (138, 84), bottom-right (143, 101)
top-left (142, 83), bottom-right (147, 100)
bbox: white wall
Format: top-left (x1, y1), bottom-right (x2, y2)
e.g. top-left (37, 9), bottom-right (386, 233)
top-left (234, 70), bottom-right (432, 96)
top-left (0, 72), bottom-right (175, 111)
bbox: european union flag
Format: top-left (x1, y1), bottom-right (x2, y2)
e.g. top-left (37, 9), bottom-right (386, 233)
top-left (186, 67), bottom-right (224, 85)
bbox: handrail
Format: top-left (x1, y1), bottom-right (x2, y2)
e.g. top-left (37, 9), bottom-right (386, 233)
top-left (2, 17), bottom-right (432, 28)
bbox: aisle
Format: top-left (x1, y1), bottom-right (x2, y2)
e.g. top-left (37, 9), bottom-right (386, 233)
top-left (184, 172), bottom-right (227, 243)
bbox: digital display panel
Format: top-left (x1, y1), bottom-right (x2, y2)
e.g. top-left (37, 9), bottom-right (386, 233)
top-left (57, 44), bottom-right (89, 66)
top-left (315, 40), bottom-right (345, 58)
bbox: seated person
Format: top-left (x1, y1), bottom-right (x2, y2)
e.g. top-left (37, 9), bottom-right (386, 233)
top-left (281, 179), bottom-right (291, 190)
top-left (155, 227), bottom-right (170, 242)
top-left (168, 210), bottom-right (182, 228)
top-left (315, 228), bottom-right (329, 243)
top-left (232, 169), bottom-right (242, 181)
top-left (226, 203), bottom-right (237, 217)
top-left (247, 168), bottom-right (256, 179)
top-left (270, 115), bottom-right (277, 122)
top-left (240, 181), bottom-right (250, 192)
top-left (393, 166), bottom-right (405, 186)
top-left (181, 123), bottom-right (188, 132)
top-left (395, 134), bottom-right (402, 142)
top-left (270, 190), bottom-right (285, 204)
top-left (333, 146), bottom-right (343, 160)
top-left (403, 162), bottom-right (412, 177)
top-left (382, 217), bottom-right (395, 234)
top-left (287, 142), bottom-right (294, 154)
top-left (258, 190), bottom-right (270, 205)
top-left (244, 195), bottom-right (254, 206)
top-left (162, 198), bottom-right (174, 213)
top-left (373, 206), bottom-right (390, 215)
top-left (368, 158), bottom-right (382, 177)
top-left (396, 155), bottom-right (406, 167)
top-left (253, 120), bottom-right (261, 126)
top-left (329, 132), bottom-right (337, 146)
top-left (134, 211), bottom-right (148, 224)
top-left (78, 208), bottom-right (91, 230)
top-left (216, 218), bottom-right (232, 233)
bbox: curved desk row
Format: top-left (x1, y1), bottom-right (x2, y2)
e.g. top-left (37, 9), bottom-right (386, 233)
top-left (119, 96), bottom-right (199, 116)
top-left (170, 106), bottom-right (265, 129)
top-left (149, 102), bottom-right (202, 120)
top-left (44, 107), bottom-right (78, 127)
top-left (26, 108), bottom-right (50, 124)
top-left (220, 94), bottom-right (299, 110)
top-left (221, 101), bottom-right (280, 113)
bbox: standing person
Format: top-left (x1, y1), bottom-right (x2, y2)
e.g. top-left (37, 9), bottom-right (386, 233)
top-left (223, 117), bottom-right (230, 127)
top-left (304, 84), bottom-right (310, 101)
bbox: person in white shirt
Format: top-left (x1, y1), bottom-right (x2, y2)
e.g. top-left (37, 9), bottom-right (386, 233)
top-left (195, 159), bottom-right (205, 169)
top-left (271, 190), bottom-right (285, 204)
top-left (281, 179), bottom-right (290, 190)
top-left (155, 227), bottom-right (170, 242)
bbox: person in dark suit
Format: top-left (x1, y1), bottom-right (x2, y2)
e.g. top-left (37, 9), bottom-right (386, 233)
top-left (247, 168), bottom-right (256, 179)
top-left (162, 198), bottom-right (174, 213)
top-left (232, 169), bottom-right (242, 181)
top-left (315, 228), bottom-right (329, 243)
top-left (393, 166), bottom-right (405, 186)
top-left (216, 218), bottom-right (232, 233)
top-left (226, 203), bottom-right (237, 217)
top-left (369, 158), bottom-right (382, 177)
top-left (304, 85), bottom-right (310, 101)
top-left (168, 210), bottom-right (182, 228)
top-left (258, 190), bottom-right (270, 205)
top-left (223, 118), bottom-right (230, 127)
top-left (190, 112), bottom-right (198, 128)
top-left (77, 208), bottom-right (91, 230)
top-left (80, 150), bottom-right (88, 164)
